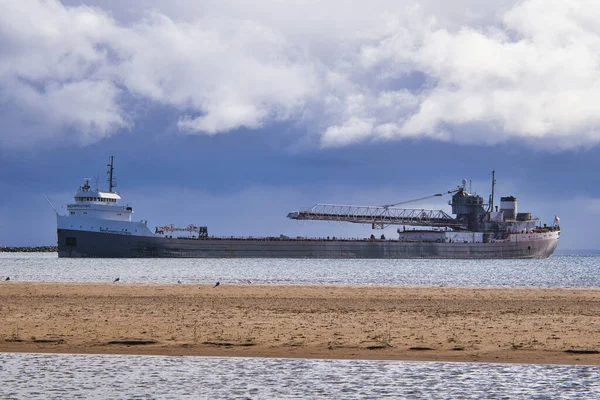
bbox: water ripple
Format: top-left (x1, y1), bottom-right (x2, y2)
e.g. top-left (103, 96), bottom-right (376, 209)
top-left (1, 253), bottom-right (599, 287)
top-left (1, 354), bottom-right (598, 399)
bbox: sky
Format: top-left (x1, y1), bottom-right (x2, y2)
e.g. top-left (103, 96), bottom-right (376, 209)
top-left (1, 0), bottom-right (599, 250)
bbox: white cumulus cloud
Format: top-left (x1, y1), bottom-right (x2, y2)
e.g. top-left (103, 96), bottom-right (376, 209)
top-left (357, 0), bottom-right (600, 148)
top-left (2, 0), bottom-right (600, 150)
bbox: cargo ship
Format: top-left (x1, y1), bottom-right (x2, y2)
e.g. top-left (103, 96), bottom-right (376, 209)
top-left (56, 157), bottom-right (560, 258)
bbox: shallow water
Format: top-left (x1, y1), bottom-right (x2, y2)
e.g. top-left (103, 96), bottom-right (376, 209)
top-left (0, 252), bottom-right (599, 287)
top-left (1, 353), bottom-right (599, 399)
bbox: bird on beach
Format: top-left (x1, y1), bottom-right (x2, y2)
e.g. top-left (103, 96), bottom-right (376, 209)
top-left (5, 276), bottom-right (9, 281)
top-left (113, 277), bottom-right (120, 283)
top-left (177, 279), bottom-right (182, 284)
top-left (213, 281), bottom-right (220, 288)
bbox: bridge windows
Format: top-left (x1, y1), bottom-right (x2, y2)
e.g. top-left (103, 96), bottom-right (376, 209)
top-left (75, 196), bottom-right (118, 203)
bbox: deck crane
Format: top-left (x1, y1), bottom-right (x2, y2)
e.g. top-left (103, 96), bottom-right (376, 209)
top-left (287, 188), bottom-right (465, 229)
top-left (155, 224), bottom-right (208, 237)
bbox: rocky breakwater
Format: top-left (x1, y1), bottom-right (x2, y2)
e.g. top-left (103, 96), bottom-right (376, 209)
top-left (1, 246), bottom-right (57, 252)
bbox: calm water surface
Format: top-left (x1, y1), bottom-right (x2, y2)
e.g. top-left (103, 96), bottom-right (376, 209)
top-left (0, 252), bottom-right (599, 287)
top-left (1, 353), bottom-right (599, 399)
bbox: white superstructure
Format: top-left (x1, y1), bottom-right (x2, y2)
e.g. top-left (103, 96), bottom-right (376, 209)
top-left (57, 160), bottom-right (155, 237)
top-left (67, 179), bottom-right (131, 221)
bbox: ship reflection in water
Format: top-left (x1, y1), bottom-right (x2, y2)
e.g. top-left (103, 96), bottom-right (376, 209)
top-left (56, 158), bottom-right (560, 259)
top-left (1, 353), bottom-right (597, 399)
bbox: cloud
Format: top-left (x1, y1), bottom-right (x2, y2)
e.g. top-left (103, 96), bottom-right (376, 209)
top-left (112, 14), bottom-right (317, 133)
top-left (0, 0), bottom-right (317, 147)
top-left (1, 79), bottom-right (127, 146)
top-left (356, 0), bottom-right (600, 148)
top-left (2, 0), bottom-right (600, 150)
top-left (0, 0), bottom-right (127, 146)
top-left (322, 117), bottom-right (374, 147)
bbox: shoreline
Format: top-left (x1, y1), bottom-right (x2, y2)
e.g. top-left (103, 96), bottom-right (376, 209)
top-left (1, 283), bottom-right (599, 365)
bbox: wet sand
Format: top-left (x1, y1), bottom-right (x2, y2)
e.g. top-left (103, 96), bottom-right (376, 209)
top-left (1, 283), bottom-right (599, 364)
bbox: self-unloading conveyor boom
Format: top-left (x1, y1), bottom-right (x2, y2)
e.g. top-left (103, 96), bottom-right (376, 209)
top-left (287, 189), bottom-right (463, 228)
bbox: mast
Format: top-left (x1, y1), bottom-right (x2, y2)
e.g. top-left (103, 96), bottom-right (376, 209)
top-left (490, 170), bottom-right (496, 212)
top-left (107, 156), bottom-right (115, 193)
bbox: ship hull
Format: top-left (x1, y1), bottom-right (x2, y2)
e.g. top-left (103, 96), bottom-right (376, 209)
top-left (57, 229), bottom-right (559, 259)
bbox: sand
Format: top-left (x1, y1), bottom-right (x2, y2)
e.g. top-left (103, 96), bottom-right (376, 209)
top-left (0, 282), bottom-right (599, 364)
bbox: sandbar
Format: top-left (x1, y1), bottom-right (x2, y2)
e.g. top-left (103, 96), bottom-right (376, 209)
top-left (1, 283), bottom-right (599, 364)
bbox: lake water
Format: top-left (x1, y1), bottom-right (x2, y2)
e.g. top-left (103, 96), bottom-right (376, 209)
top-left (1, 252), bottom-right (599, 287)
top-left (1, 253), bottom-right (599, 398)
top-left (1, 353), bottom-right (599, 399)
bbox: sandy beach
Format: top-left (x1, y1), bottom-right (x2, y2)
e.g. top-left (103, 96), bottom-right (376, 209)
top-left (0, 283), bottom-right (598, 364)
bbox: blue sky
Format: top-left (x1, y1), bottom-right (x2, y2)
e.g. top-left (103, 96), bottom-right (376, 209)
top-left (1, 0), bottom-right (599, 250)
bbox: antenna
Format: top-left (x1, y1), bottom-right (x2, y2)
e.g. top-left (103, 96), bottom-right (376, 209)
top-left (107, 156), bottom-right (116, 193)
